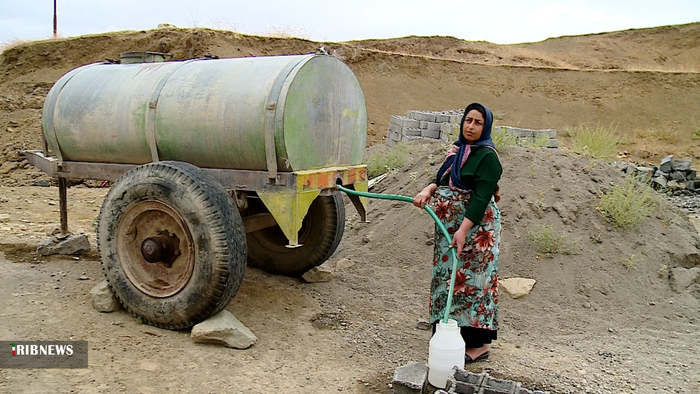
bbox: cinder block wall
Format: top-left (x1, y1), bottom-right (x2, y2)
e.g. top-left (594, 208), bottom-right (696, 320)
top-left (385, 109), bottom-right (559, 149)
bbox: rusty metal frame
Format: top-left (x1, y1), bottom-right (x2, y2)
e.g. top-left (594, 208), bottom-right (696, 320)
top-left (22, 150), bottom-right (368, 245)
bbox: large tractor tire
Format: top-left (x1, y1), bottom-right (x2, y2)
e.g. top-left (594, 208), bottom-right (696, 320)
top-left (97, 161), bottom-right (246, 329)
top-left (246, 192), bottom-right (345, 277)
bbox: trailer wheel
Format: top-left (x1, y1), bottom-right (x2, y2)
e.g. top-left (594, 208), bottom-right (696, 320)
top-left (246, 192), bottom-right (345, 276)
top-left (98, 161), bottom-right (246, 329)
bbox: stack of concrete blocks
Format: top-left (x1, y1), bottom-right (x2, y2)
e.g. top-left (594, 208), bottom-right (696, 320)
top-left (386, 110), bottom-right (559, 148)
top-left (391, 363), bottom-right (549, 394)
top-left (613, 155), bottom-right (698, 191)
top-left (494, 126), bottom-right (559, 149)
top-left (386, 110), bottom-right (463, 147)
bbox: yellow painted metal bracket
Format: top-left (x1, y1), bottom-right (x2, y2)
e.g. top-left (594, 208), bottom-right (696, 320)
top-left (257, 165), bottom-right (368, 247)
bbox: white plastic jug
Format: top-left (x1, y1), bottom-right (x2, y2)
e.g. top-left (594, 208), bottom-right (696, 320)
top-left (427, 319), bottom-right (465, 388)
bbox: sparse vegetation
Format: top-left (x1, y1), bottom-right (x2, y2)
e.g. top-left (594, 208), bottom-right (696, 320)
top-left (635, 126), bottom-right (678, 143)
top-left (365, 143), bottom-right (409, 178)
top-left (492, 127), bottom-right (518, 151)
top-left (527, 224), bottom-right (577, 257)
top-left (597, 176), bottom-right (656, 228)
top-left (571, 124), bottom-right (620, 159)
top-left (692, 125), bottom-right (700, 140)
top-left (621, 253), bottom-right (642, 270)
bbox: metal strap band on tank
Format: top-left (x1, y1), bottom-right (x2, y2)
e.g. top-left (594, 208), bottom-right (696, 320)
top-left (263, 55), bottom-right (315, 183)
top-left (43, 63), bottom-right (103, 164)
top-left (146, 60), bottom-right (197, 163)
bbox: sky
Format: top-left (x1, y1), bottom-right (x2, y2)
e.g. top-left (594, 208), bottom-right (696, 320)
top-left (1, 0), bottom-right (699, 46)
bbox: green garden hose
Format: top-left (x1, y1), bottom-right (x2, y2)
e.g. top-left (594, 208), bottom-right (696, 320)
top-left (336, 184), bottom-right (459, 324)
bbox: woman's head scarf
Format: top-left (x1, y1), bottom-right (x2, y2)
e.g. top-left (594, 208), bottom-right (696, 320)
top-left (435, 102), bottom-right (497, 191)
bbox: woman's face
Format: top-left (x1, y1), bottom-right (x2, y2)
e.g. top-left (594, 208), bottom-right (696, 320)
top-left (462, 109), bottom-right (485, 144)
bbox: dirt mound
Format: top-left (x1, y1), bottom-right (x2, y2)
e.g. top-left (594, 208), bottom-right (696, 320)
top-left (348, 22), bottom-right (700, 71)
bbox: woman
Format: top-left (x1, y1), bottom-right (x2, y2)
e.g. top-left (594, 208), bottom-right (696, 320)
top-left (413, 102), bottom-right (502, 363)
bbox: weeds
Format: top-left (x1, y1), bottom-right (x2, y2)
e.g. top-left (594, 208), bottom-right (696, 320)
top-left (621, 253), bottom-right (642, 270)
top-left (597, 176), bottom-right (656, 228)
top-left (365, 144), bottom-right (409, 178)
top-left (491, 127), bottom-right (518, 151)
top-left (635, 126), bottom-right (678, 143)
top-left (692, 125), bottom-right (700, 140)
top-left (571, 123), bottom-right (620, 160)
top-left (527, 224), bottom-right (577, 257)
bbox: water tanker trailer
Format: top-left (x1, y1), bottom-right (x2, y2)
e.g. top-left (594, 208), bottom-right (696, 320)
top-left (24, 53), bottom-right (369, 329)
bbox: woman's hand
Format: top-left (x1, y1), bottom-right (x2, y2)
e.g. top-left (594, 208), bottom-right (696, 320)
top-left (449, 218), bottom-right (474, 256)
top-left (413, 184), bottom-right (437, 209)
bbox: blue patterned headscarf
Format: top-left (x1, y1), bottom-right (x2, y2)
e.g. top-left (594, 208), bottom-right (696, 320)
top-left (435, 102), bottom-right (496, 191)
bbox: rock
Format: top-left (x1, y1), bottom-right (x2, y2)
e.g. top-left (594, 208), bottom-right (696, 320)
top-left (659, 155), bottom-right (673, 173)
top-left (0, 161), bottom-right (19, 174)
top-left (652, 176), bottom-right (668, 187)
top-left (671, 171), bottom-right (687, 182)
top-left (416, 319), bottom-right (431, 331)
top-left (500, 278), bottom-right (537, 299)
top-left (302, 266), bottom-right (334, 283)
top-left (90, 280), bottom-right (121, 312)
top-left (36, 234), bottom-right (91, 256)
top-left (672, 158), bottom-right (692, 171)
top-left (190, 310), bottom-right (257, 349)
top-left (0, 213), bottom-right (9, 222)
top-left (670, 267), bottom-right (700, 293)
top-left (392, 362), bottom-right (427, 394)
top-left (336, 258), bottom-right (355, 270)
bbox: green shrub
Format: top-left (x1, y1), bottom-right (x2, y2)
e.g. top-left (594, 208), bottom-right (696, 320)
top-left (527, 224), bottom-right (577, 257)
top-left (365, 144), bottom-right (409, 178)
top-left (492, 127), bottom-right (518, 151)
top-left (597, 177), bottom-right (656, 228)
top-left (571, 124), bottom-right (620, 159)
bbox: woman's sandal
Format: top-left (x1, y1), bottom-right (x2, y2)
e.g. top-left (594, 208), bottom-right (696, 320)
top-left (464, 351), bottom-right (490, 364)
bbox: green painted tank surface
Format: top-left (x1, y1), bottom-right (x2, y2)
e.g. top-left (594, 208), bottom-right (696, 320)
top-left (43, 54), bottom-right (367, 171)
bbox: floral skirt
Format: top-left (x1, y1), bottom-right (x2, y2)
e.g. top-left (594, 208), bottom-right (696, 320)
top-left (429, 187), bottom-right (501, 331)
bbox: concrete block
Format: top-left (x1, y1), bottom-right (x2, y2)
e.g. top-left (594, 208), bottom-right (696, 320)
top-left (402, 128), bottom-right (422, 137)
top-left (407, 110), bottom-right (420, 120)
top-left (386, 138), bottom-right (397, 147)
top-left (546, 139), bottom-right (559, 149)
top-left (421, 129), bottom-right (441, 139)
top-left (419, 112), bottom-right (437, 122)
top-left (391, 362), bottom-right (427, 394)
top-left (419, 121), bottom-right (429, 129)
top-left (390, 115), bottom-right (405, 126)
top-left (435, 114), bottom-right (450, 123)
top-left (389, 123), bottom-right (402, 133)
top-left (427, 122), bottom-right (441, 132)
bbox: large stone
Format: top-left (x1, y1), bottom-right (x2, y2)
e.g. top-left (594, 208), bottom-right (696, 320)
top-left (302, 266), bottom-right (334, 283)
top-left (659, 155), bottom-right (674, 173)
top-left (36, 234), bottom-right (91, 256)
top-left (90, 280), bottom-right (122, 312)
top-left (670, 267), bottom-right (700, 293)
top-left (392, 362), bottom-right (427, 394)
top-left (500, 278), bottom-right (537, 299)
top-left (191, 310), bottom-right (257, 349)
top-left (671, 171), bottom-right (687, 182)
top-left (672, 158), bottom-right (692, 171)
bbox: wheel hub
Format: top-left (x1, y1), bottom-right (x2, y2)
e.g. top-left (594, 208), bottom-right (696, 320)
top-left (116, 200), bottom-right (195, 298)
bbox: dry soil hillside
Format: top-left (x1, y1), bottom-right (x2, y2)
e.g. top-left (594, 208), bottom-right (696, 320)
top-left (1, 24), bottom-right (700, 394)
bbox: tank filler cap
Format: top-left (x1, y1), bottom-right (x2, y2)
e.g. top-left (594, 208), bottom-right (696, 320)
top-left (120, 51), bottom-right (171, 64)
